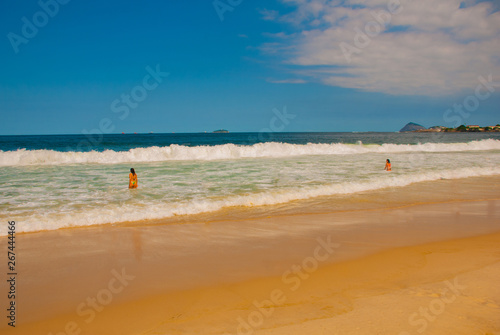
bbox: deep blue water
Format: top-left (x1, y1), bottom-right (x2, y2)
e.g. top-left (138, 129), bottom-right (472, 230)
top-left (1, 132), bottom-right (500, 152)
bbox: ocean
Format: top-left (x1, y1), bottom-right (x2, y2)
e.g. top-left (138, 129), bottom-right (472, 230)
top-left (1, 132), bottom-right (500, 235)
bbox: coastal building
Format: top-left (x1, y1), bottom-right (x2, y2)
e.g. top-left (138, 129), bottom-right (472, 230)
top-left (428, 126), bottom-right (444, 132)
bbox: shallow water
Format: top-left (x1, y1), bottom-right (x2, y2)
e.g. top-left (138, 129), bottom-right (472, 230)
top-left (1, 132), bottom-right (499, 234)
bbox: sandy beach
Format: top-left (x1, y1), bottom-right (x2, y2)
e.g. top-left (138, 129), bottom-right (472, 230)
top-left (3, 176), bottom-right (500, 335)
top-left (3, 0), bottom-right (500, 332)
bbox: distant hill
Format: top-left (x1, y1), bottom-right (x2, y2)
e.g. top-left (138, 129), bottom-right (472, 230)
top-left (400, 122), bottom-right (426, 132)
top-left (213, 129), bottom-right (229, 133)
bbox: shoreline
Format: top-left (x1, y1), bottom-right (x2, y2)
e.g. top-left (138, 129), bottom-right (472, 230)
top-left (2, 176), bottom-right (499, 334)
top-left (8, 174), bottom-right (500, 236)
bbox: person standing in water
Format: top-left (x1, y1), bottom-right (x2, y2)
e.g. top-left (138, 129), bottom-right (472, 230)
top-left (129, 168), bottom-right (138, 188)
top-left (384, 159), bottom-right (392, 171)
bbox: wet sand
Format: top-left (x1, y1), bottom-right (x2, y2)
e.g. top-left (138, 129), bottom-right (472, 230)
top-left (2, 176), bottom-right (500, 334)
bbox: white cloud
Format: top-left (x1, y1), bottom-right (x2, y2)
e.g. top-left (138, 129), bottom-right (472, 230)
top-left (261, 0), bottom-right (500, 95)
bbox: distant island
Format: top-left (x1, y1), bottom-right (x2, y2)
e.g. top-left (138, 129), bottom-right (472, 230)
top-left (213, 129), bottom-right (229, 133)
top-left (400, 122), bottom-right (426, 132)
top-left (400, 122), bottom-right (500, 133)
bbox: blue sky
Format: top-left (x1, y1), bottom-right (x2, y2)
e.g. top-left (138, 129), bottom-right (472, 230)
top-left (1, 0), bottom-right (499, 135)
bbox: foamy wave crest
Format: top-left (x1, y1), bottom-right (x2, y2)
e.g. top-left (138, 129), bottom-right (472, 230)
top-left (4, 166), bottom-right (499, 235)
top-left (1, 139), bottom-right (500, 166)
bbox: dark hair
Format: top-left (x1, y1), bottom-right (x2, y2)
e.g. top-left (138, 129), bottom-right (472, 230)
top-left (130, 168), bottom-right (136, 175)
top-left (386, 159), bottom-right (390, 163)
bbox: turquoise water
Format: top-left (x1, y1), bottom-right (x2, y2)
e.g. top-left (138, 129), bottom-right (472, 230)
top-left (1, 132), bottom-right (499, 234)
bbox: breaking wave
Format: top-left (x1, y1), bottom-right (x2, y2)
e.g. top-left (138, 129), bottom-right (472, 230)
top-left (4, 166), bottom-right (500, 235)
top-left (1, 139), bottom-right (500, 166)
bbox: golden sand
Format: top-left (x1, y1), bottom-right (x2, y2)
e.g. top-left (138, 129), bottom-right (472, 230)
top-left (2, 176), bottom-right (500, 335)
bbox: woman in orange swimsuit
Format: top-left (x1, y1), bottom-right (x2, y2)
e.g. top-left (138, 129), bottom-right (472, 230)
top-left (384, 159), bottom-right (391, 172)
top-left (129, 168), bottom-right (138, 188)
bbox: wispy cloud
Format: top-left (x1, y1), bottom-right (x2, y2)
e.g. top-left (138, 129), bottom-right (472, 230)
top-left (260, 0), bottom-right (500, 96)
top-left (259, 8), bottom-right (280, 21)
top-left (267, 78), bottom-right (307, 84)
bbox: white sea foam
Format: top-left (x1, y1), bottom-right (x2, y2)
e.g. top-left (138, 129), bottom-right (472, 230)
top-left (3, 166), bottom-right (499, 235)
top-left (1, 139), bottom-right (500, 166)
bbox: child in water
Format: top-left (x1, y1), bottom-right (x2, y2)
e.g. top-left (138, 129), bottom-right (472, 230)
top-left (384, 159), bottom-right (392, 172)
top-left (129, 168), bottom-right (138, 188)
